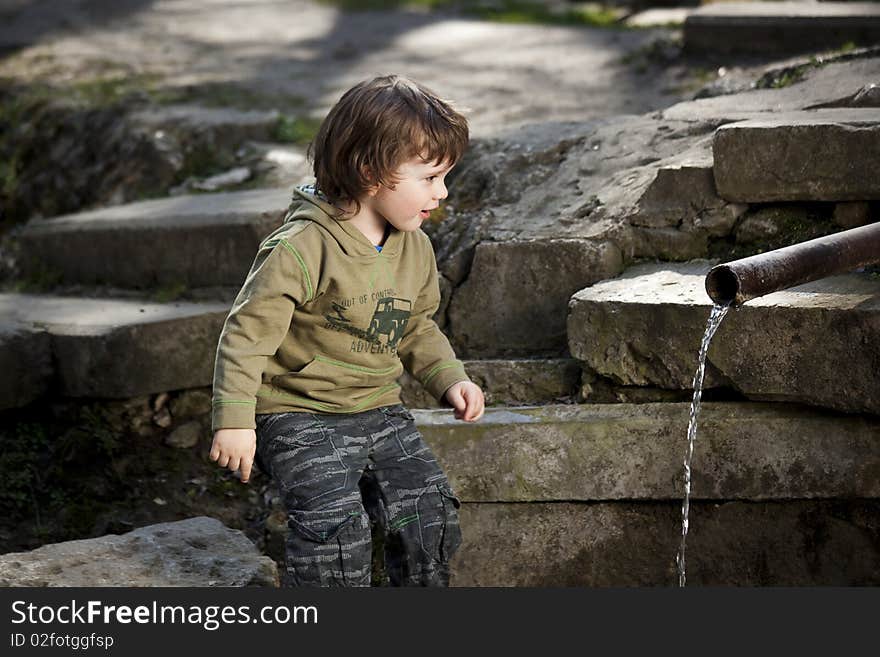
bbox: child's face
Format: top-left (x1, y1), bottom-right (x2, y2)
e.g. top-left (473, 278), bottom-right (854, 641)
top-left (367, 156), bottom-right (453, 232)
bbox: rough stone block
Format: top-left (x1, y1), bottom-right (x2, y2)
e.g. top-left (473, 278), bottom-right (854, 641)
top-left (0, 322), bottom-right (52, 410)
top-left (684, 2), bottom-right (880, 55)
top-left (131, 105), bottom-right (281, 150)
top-left (415, 403), bottom-right (880, 502)
top-left (0, 293), bottom-right (229, 398)
top-left (18, 188), bottom-right (291, 288)
top-left (451, 500), bottom-right (880, 586)
top-left (399, 358), bottom-right (582, 408)
top-left (660, 58), bottom-right (880, 123)
top-left (713, 109), bottom-right (880, 202)
top-left (567, 262), bottom-right (880, 414)
top-left (447, 239), bottom-right (622, 357)
top-left (0, 516), bottom-right (278, 586)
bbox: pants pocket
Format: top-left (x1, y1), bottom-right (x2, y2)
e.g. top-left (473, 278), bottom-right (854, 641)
top-left (285, 505), bottom-right (372, 587)
top-left (436, 485), bottom-right (462, 565)
top-left (386, 484), bottom-right (462, 587)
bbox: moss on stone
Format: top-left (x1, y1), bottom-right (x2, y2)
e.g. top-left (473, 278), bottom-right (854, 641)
top-left (709, 203), bottom-right (838, 262)
top-left (151, 282), bottom-right (189, 303)
top-left (273, 114), bottom-right (322, 145)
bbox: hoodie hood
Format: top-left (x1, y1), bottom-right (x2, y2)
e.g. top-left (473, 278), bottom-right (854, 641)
top-left (283, 184), bottom-right (404, 259)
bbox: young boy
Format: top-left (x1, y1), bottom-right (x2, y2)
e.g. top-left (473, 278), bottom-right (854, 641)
top-left (209, 75), bottom-right (484, 587)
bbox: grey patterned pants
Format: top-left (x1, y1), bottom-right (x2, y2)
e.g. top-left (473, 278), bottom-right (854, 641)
top-left (254, 404), bottom-right (462, 587)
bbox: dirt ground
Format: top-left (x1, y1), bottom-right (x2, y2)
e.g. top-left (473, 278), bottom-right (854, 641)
top-left (0, 0), bottom-right (721, 137)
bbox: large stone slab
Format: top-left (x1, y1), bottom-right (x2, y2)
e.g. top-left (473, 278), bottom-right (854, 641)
top-left (433, 55), bottom-right (874, 355)
top-left (567, 262), bottom-right (880, 414)
top-left (684, 2), bottom-right (880, 55)
top-left (713, 109), bottom-right (880, 202)
top-left (0, 516), bottom-right (278, 586)
top-left (0, 293), bottom-right (228, 398)
top-left (399, 358), bottom-right (582, 408)
top-left (660, 56), bottom-right (880, 123)
top-left (18, 188), bottom-right (290, 288)
top-left (451, 500), bottom-right (880, 586)
top-left (131, 105), bottom-right (281, 150)
top-left (0, 322), bottom-right (52, 410)
top-left (447, 239), bottom-right (623, 357)
top-left (415, 403), bottom-right (880, 502)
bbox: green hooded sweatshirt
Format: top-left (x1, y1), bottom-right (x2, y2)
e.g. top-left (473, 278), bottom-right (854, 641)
top-left (211, 185), bottom-right (470, 431)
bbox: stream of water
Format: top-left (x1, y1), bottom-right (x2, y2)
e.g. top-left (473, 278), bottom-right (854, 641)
top-left (677, 302), bottom-right (731, 587)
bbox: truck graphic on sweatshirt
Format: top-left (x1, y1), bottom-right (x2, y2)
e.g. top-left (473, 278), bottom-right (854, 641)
top-left (366, 297), bottom-right (411, 348)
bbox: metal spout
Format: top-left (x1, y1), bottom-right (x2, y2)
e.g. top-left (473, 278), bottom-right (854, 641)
top-left (705, 221), bottom-right (880, 305)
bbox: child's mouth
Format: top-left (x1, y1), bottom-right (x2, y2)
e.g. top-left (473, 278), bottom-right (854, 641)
top-left (419, 210), bottom-right (430, 219)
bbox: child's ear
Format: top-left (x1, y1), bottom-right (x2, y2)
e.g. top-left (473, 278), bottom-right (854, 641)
top-left (361, 165), bottom-right (380, 196)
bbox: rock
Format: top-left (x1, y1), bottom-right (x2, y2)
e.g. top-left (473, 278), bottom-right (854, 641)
top-left (0, 293), bottom-right (229, 398)
top-left (18, 188), bottom-right (290, 288)
top-left (630, 141), bottom-right (734, 234)
top-left (130, 105), bottom-right (280, 150)
top-left (713, 109), bottom-right (880, 202)
top-left (0, 322), bottom-right (51, 411)
top-left (152, 407), bottom-right (172, 428)
top-left (625, 8), bottom-right (692, 29)
top-left (851, 83), bottom-right (880, 108)
top-left (152, 392), bottom-right (170, 412)
top-left (811, 81), bottom-right (880, 109)
top-left (170, 389), bottom-right (213, 419)
top-left (733, 204), bottom-right (837, 252)
top-left (448, 239), bottom-right (623, 357)
top-left (735, 213), bottom-right (783, 243)
top-left (567, 262), bottom-right (880, 415)
top-left (0, 516), bottom-right (278, 586)
top-left (0, 99), bottom-right (181, 225)
top-left (398, 358), bottom-right (581, 408)
top-left (453, 500), bottom-right (880, 586)
top-left (416, 403), bottom-right (880, 502)
top-left (661, 57), bottom-right (880, 123)
top-left (165, 420), bottom-right (203, 449)
top-left (834, 201), bottom-right (872, 228)
top-left (191, 166), bottom-right (252, 192)
top-left (683, 2), bottom-right (880, 55)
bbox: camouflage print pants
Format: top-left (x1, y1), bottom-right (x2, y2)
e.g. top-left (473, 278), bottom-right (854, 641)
top-left (254, 404), bottom-right (462, 587)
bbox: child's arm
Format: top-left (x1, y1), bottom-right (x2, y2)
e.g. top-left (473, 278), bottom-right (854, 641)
top-left (398, 234), bottom-right (484, 420)
top-left (211, 236), bottom-right (313, 479)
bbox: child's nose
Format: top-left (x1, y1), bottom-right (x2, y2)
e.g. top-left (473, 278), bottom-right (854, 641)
top-left (434, 180), bottom-right (448, 200)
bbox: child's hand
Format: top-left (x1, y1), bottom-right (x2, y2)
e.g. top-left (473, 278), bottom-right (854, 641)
top-left (210, 429), bottom-right (257, 483)
top-left (444, 381), bottom-right (485, 422)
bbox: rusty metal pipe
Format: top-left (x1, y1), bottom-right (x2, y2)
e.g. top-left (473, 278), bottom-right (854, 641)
top-left (705, 221), bottom-right (880, 305)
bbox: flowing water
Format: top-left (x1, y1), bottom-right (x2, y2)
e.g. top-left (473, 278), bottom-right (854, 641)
top-left (676, 302), bottom-right (731, 587)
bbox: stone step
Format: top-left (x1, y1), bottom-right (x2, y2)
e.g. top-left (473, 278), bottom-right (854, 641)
top-left (400, 358), bottom-right (582, 408)
top-left (0, 322), bottom-right (52, 410)
top-left (0, 293), bottom-right (228, 406)
top-left (130, 105), bottom-right (281, 149)
top-left (415, 402), bottom-right (880, 502)
top-left (567, 261), bottom-right (880, 415)
top-left (454, 499), bottom-right (880, 585)
top-left (683, 1), bottom-right (880, 54)
top-left (0, 289), bottom-right (583, 409)
top-left (713, 109), bottom-right (880, 202)
top-left (448, 238), bottom-right (624, 358)
top-left (18, 187), bottom-right (290, 289)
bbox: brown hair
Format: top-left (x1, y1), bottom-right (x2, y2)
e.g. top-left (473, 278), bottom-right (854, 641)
top-left (308, 75), bottom-right (469, 215)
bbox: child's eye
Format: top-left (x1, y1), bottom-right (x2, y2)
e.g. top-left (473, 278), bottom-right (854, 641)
top-left (426, 175), bottom-right (437, 181)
